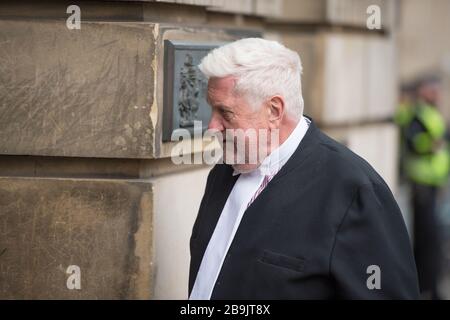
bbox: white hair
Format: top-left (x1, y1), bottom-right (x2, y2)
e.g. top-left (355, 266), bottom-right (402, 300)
top-left (198, 38), bottom-right (304, 120)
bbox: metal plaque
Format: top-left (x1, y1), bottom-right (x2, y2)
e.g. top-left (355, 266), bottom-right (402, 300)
top-left (162, 40), bottom-right (225, 142)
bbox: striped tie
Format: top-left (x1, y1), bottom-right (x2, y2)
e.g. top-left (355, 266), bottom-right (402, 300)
top-left (246, 174), bottom-right (275, 208)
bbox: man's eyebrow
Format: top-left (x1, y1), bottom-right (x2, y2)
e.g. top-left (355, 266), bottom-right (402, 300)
top-left (213, 104), bottom-right (233, 111)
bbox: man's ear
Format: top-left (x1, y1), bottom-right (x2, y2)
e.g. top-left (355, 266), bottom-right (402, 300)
top-left (267, 95), bottom-right (285, 125)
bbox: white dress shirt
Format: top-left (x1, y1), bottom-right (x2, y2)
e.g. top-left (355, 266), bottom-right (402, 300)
top-left (189, 116), bottom-right (310, 300)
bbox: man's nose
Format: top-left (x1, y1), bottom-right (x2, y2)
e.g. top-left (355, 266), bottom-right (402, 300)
top-left (207, 113), bottom-right (224, 132)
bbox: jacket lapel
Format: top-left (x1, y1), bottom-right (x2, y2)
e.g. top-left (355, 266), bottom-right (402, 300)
top-left (266, 118), bottom-right (319, 187)
top-left (189, 164), bottom-right (239, 292)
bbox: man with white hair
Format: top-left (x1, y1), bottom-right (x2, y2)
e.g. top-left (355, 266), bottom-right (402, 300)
top-left (188, 38), bottom-right (419, 299)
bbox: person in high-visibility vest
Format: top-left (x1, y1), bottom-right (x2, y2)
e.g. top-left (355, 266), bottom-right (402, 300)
top-left (395, 79), bottom-right (450, 299)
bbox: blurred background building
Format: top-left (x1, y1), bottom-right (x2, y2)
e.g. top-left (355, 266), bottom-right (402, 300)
top-left (0, 0), bottom-right (449, 299)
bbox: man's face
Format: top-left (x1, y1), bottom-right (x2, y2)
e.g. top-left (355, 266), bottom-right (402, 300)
top-left (206, 76), bottom-right (271, 173)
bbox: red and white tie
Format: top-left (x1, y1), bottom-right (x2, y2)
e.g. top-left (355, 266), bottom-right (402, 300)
top-left (246, 174), bottom-right (276, 208)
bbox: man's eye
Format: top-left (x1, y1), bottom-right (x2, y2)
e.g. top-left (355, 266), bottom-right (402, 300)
top-left (221, 110), bottom-right (233, 120)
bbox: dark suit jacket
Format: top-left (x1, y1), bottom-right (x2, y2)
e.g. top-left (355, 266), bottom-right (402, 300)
top-left (189, 119), bottom-right (420, 299)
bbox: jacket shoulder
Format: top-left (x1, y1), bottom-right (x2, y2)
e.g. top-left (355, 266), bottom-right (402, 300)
top-left (314, 129), bottom-right (391, 192)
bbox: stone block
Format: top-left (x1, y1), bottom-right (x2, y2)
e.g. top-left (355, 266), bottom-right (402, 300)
top-left (0, 20), bottom-right (156, 159)
top-left (0, 177), bottom-right (153, 299)
top-left (280, 32), bottom-right (397, 125)
top-left (264, 0), bottom-right (394, 30)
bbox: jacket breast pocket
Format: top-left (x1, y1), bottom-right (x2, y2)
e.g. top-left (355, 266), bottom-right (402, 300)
top-left (258, 250), bottom-right (306, 273)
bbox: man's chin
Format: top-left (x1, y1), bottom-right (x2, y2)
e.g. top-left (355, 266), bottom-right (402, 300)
top-left (221, 149), bottom-right (261, 174)
top-left (231, 164), bottom-right (260, 175)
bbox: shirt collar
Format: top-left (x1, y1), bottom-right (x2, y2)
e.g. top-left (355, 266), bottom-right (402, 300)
top-left (233, 116), bottom-right (310, 177)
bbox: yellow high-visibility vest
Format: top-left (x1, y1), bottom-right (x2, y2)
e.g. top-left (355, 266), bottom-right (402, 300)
top-left (395, 103), bottom-right (450, 186)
